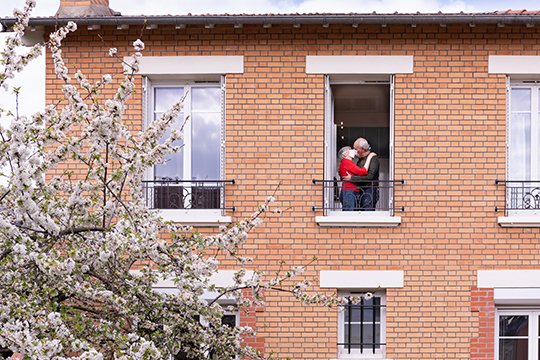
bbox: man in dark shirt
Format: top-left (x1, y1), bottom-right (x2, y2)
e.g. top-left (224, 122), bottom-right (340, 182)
top-left (342, 137), bottom-right (379, 211)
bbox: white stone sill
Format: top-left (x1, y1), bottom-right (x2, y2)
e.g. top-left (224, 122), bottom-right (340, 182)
top-left (316, 212), bottom-right (401, 227)
top-left (498, 214), bottom-right (540, 227)
top-left (157, 209), bottom-right (231, 226)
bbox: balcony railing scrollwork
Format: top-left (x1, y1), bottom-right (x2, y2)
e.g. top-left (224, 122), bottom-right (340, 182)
top-left (495, 180), bottom-right (540, 214)
top-left (311, 179), bottom-right (404, 215)
top-left (142, 179), bottom-right (235, 214)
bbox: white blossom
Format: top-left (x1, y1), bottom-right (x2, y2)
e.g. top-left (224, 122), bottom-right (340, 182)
top-left (0, 3), bottom-right (345, 360)
top-left (133, 39), bottom-right (144, 51)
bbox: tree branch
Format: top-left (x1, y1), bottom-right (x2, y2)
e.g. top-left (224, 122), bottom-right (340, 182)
top-left (58, 226), bottom-right (107, 237)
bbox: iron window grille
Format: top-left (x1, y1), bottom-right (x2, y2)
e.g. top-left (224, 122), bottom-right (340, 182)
top-left (339, 296), bottom-right (386, 356)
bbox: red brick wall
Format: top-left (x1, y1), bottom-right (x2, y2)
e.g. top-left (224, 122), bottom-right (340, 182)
top-left (46, 22), bottom-right (540, 359)
top-left (470, 287), bottom-right (495, 360)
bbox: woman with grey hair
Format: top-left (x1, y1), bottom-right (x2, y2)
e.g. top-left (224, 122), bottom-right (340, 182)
top-left (338, 146), bottom-right (376, 211)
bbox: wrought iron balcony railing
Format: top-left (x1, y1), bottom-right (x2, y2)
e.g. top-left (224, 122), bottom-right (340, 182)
top-left (142, 179), bottom-right (235, 212)
top-left (495, 180), bottom-right (540, 213)
top-left (311, 179), bottom-right (404, 214)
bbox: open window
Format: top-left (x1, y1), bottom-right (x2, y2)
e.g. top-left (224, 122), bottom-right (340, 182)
top-left (316, 75), bottom-right (401, 227)
top-left (329, 81), bottom-right (392, 191)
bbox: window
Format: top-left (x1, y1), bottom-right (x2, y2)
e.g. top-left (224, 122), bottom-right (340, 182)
top-left (509, 84), bottom-right (540, 182)
top-left (496, 309), bottom-right (540, 360)
top-left (325, 80), bottom-right (393, 212)
top-left (153, 84), bottom-right (221, 185)
top-left (132, 55), bottom-right (243, 224)
top-left (306, 56), bottom-right (414, 226)
top-left (498, 81), bottom-right (540, 225)
top-left (315, 76), bottom-right (402, 227)
top-left (143, 80), bottom-right (227, 212)
top-left (174, 311), bottom-right (238, 360)
top-left (506, 82), bottom-right (540, 212)
top-left (338, 292), bottom-right (386, 358)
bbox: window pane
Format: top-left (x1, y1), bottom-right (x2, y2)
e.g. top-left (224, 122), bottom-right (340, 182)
top-left (510, 88), bottom-right (532, 180)
top-left (192, 111), bottom-right (220, 180)
top-left (344, 324), bottom-right (380, 351)
top-left (155, 87), bottom-right (184, 111)
top-left (361, 324), bottom-right (381, 348)
top-left (222, 314), bottom-right (236, 328)
top-left (154, 88), bottom-right (185, 180)
top-left (192, 87), bottom-right (220, 111)
top-left (154, 111), bottom-right (185, 179)
top-left (500, 316), bottom-right (529, 337)
top-left (499, 339), bottom-right (528, 360)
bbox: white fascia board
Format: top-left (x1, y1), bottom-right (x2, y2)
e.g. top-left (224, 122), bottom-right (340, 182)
top-left (498, 216), bottom-right (540, 227)
top-left (123, 56), bottom-right (244, 75)
top-left (494, 288), bottom-right (540, 305)
top-left (306, 55), bottom-right (413, 74)
top-left (320, 270), bottom-right (404, 289)
top-left (157, 209), bottom-right (231, 226)
top-left (489, 55), bottom-right (540, 74)
top-left (316, 215), bottom-right (401, 227)
top-left (478, 270), bottom-right (540, 288)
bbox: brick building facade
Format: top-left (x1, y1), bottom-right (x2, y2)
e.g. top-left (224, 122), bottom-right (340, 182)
top-left (4, 2), bottom-right (540, 359)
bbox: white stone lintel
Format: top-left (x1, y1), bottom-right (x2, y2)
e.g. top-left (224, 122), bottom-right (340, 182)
top-left (320, 270), bottom-right (404, 289)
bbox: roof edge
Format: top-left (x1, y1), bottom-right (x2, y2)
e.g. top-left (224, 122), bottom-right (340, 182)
top-left (2, 13), bottom-right (540, 32)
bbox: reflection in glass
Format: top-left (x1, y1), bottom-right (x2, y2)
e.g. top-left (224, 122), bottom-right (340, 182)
top-left (192, 88), bottom-right (221, 180)
top-left (155, 88), bottom-right (184, 111)
top-left (499, 316), bottom-right (529, 360)
top-left (512, 89), bottom-right (531, 112)
top-left (500, 316), bottom-right (529, 337)
top-left (499, 339), bottom-right (528, 360)
top-left (192, 87), bottom-right (220, 111)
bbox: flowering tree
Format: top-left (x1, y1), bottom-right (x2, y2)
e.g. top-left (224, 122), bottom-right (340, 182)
top-left (0, 2), bottom-right (372, 360)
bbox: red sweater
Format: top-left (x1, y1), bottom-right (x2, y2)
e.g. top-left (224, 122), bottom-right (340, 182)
top-left (339, 158), bottom-right (368, 191)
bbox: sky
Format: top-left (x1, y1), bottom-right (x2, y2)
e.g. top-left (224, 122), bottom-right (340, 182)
top-left (1, 0), bottom-right (540, 118)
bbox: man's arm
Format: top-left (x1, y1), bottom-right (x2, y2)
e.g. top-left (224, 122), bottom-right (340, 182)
top-left (349, 156), bottom-right (379, 182)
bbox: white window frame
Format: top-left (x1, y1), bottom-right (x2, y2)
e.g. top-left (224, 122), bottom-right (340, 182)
top-left (495, 308), bottom-right (540, 360)
top-left (144, 77), bottom-right (230, 225)
top-left (498, 79), bottom-right (540, 227)
top-left (337, 291), bottom-right (386, 359)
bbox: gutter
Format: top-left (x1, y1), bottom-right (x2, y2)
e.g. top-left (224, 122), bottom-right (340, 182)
top-left (1, 13), bottom-right (540, 32)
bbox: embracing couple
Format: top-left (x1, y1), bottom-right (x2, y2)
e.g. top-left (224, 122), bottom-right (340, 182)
top-left (338, 137), bottom-right (380, 211)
